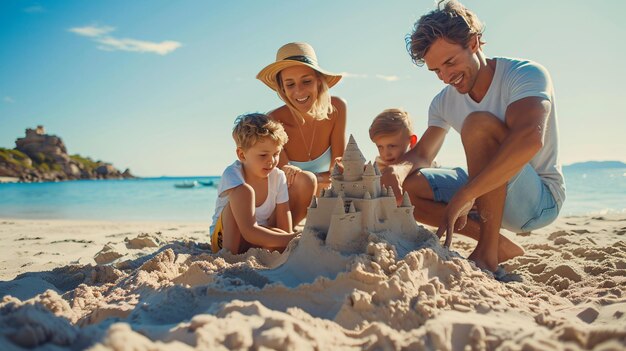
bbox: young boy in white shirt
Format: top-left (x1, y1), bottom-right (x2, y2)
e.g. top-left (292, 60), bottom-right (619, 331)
top-left (210, 113), bottom-right (297, 254)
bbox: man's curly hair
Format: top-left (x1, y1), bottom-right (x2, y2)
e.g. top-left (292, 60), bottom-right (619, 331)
top-left (406, 0), bottom-right (485, 66)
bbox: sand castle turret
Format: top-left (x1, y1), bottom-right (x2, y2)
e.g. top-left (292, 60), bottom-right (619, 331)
top-left (342, 135), bottom-right (367, 182)
top-left (304, 135), bottom-right (419, 253)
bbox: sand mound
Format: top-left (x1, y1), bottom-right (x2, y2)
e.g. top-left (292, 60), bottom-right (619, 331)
top-left (1, 216), bottom-right (625, 350)
top-left (125, 233), bottom-right (164, 249)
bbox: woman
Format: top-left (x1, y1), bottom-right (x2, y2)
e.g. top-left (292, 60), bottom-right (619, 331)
top-left (257, 42), bottom-right (347, 226)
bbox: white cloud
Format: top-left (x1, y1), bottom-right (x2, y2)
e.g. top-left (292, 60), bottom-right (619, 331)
top-left (96, 37), bottom-right (182, 55)
top-left (341, 72), bottom-right (400, 82)
top-left (376, 74), bottom-right (400, 82)
top-left (340, 72), bottom-right (368, 79)
top-left (68, 25), bottom-right (115, 38)
top-left (68, 24), bottom-right (182, 55)
top-left (339, 72), bottom-right (400, 81)
top-left (3, 96), bottom-right (15, 103)
top-left (23, 5), bottom-right (45, 13)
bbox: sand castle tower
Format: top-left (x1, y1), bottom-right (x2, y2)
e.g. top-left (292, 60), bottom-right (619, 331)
top-left (305, 135), bottom-right (419, 253)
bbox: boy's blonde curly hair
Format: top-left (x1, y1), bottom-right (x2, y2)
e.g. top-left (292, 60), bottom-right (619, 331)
top-left (232, 113), bottom-right (288, 150)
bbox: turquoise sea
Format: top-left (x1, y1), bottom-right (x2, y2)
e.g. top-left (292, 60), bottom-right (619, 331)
top-left (0, 167), bottom-right (624, 222)
top-left (0, 177), bottom-right (221, 222)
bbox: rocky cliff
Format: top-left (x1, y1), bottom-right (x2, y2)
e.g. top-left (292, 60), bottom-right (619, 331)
top-left (0, 126), bottom-right (135, 182)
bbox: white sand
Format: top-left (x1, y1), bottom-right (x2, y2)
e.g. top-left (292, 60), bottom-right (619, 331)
top-left (1, 215), bottom-right (625, 350)
top-left (0, 176), bottom-right (19, 183)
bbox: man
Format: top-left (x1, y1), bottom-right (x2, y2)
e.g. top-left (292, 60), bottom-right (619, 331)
top-left (382, 0), bottom-right (565, 272)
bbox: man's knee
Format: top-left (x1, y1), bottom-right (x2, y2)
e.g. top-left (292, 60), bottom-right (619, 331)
top-left (461, 111), bottom-right (507, 144)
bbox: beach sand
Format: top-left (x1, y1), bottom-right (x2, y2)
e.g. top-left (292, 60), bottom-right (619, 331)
top-left (0, 177), bottom-right (19, 183)
top-left (1, 215), bottom-right (625, 350)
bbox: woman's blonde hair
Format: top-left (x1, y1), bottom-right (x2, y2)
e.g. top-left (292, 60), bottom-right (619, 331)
top-left (369, 108), bottom-right (414, 140)
top-left (232, 113), bottom-right (289, 150)
top-left (277, 71), bottom-right (335, 122)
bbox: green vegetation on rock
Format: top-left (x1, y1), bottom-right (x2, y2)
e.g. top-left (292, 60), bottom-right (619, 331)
top-left (70, 154), bottom-right (99, 172)
top-left (0, 148), bottom-right (33, 168)
top-left (33, 152), bottom-right (62, 172)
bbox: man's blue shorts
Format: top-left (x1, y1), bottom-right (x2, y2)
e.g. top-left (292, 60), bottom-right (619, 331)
top-left (419, 165), bottom-right (560, 233)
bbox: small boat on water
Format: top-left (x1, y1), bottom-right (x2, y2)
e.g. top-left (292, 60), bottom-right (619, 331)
top-left (199, 180), bottom-right (214, 186)
top-left (174, 181), bottom-right (198, 189)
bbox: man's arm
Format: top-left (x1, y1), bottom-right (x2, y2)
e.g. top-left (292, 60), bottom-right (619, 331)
top-left (461, 96), bottom-right (550, 200)
top-left (381, 126), bottom-right (447, 202)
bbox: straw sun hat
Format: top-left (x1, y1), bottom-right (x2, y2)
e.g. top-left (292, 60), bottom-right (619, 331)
top-left (256, 42), bottom-right (342, 92)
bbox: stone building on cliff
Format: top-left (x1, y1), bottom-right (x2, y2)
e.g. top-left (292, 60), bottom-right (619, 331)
top-left (16, 126), bottom-right (71, 165)
top-left (0, 126), bottom-right (135, 182)
top-left (304, 135), bottom-right (419, 253)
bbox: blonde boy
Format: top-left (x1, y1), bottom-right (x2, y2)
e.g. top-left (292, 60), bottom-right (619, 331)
top-left (369, 108), bottom-right (418, 170)
top-left (210, 113), bottom-right (297, 254)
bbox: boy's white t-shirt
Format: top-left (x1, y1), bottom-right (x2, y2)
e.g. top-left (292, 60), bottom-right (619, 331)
top-left (428, 57), bottom-right (565, 207)
top-left (209, 160), bottom-right (289, 236)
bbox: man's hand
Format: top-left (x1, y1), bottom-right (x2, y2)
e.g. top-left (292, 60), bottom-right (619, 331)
top-left (436, 188), bottom-right (475, 248)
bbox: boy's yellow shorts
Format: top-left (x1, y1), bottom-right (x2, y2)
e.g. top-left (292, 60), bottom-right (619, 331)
top-left (211, 212), bottom-right (223, 253)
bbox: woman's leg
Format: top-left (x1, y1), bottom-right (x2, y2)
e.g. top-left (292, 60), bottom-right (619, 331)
top-left (288, 170), bottom-right (317, 228)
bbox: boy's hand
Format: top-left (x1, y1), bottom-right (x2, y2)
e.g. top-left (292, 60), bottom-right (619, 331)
top-left (374, 156), bottom-right (389, 172)
top-left (380, 163), bottom-right (411, 205)
top-left (281, 165), bottom-right (301, 187)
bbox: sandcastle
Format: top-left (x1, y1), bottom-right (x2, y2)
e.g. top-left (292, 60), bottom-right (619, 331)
top-left (304, 135), bottom-right (419, 253)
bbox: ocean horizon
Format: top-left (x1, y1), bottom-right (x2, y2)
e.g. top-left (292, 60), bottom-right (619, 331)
top-left (1, 166), bottom-right (624, 223)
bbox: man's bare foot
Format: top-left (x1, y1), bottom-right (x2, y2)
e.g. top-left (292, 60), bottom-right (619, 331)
top-left (469, 249), bottom-right (498, 272)
top-left (497, 237), bottom-right (525, 263)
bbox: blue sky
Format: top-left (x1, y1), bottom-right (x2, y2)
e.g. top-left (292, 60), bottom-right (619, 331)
top-left (1, 1), bottom-right (625, 176)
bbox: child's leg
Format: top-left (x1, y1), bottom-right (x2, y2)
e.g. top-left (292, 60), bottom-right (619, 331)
top-left (255, 209), bottom-right (291, 252)
top-left (220, 202), bottom-right (247, 254)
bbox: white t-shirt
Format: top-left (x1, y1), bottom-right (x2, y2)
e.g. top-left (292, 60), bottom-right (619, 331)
top-left (209, 160), bottom-right (289, 236)
top-left (428, 57), bottom-right (565, 207)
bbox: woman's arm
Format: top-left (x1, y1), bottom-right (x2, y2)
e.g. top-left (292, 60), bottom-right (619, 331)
top-left (328, 96), bottom-right (347, 171)
top-left (277, 146), bottom-right (289, 168)
top-left (315, 96), bottom-right (347, 187)
top-left (268, 109), bottom-right (291, 169)
top-left (269, 108), bottom-right (302, 186)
